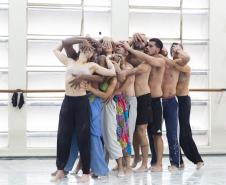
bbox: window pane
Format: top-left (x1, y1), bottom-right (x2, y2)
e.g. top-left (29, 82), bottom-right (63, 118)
top-left (0, 133), bottom-right (8, 147)
top-left (85, 0), bottom-right (111, 6)
top-left (129, 0), bottom-right (180, 7)
top-left (0, 41), bottom-right (8, 67)
top-left (190, 74), bottom-right (208, 88)
top-left (28, 0), bottom-right (81, 5)
top-left (0, 103), bottom-right (8, 132)
top-left (0, 71), bottom-right (8, 100)
top-left (191, 102), bottom-right (209, 130)
top-left (0, 101), bottom-right (8, 147)
top-left (27, 132), bottom-right (56, 148)
top-left (183, 13), bottom-right (209, 39)
top-left (84, 11), bottom-right (111, 37)
top-left (26, 100), bottom-right (62, 147)
top-left (183, 43), bottom-right (208, 70)
top-left (190, 74), bottom-right (208, 100)
top-left (27, 72), bottom-right (65, 97)
top-left (129, 10), bottom-right (180, 38)
top-left (27, 100), bottom-right (61, 132)
top-left (0, 9), bottom-right (8, 36)
top-left (27, 40), bottom-right (65, 66)
top-left (28, 8), bottom-right (82, 35)
top-left (183, 0), bottom-right (209, 9)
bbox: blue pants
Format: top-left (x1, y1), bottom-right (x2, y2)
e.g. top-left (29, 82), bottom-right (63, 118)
top-left (64, 96), bottom-right (108, 175)
top-left (64, 130), bottom-right (78, 172)
top-left (162, 97), bottom-right (183, 167)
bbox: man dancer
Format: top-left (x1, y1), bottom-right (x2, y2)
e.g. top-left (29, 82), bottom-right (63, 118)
top-left (117, 46), bottom-right (151, 172)
top-left (143, 38), bottom-right (166, 172)
top-left (171, 43), bottom-right (204, 169)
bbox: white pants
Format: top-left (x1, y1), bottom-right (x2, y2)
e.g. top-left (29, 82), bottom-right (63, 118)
top-left (126, 96), bottom-right (137, 144)
top-left (101, 100), bottom-right (123, 160)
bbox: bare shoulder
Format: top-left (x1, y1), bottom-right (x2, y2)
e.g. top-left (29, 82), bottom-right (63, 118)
top-left (125, 62), bottom-right (134, 69)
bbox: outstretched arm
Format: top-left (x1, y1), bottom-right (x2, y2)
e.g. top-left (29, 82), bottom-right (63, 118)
top-left (91, 57), bottom-right (116, 76)
top-left (117, 63), bottom-right (148, 82)
top-left (122, 42), bottom-right (165, 67)
top-left (165, 58), bottom-right (190, 73)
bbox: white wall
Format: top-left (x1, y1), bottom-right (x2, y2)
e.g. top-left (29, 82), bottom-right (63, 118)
top-left (209, 0), bottom-right (226, 153)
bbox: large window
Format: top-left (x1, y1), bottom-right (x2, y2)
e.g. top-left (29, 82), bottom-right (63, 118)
top-left (0, 1), bottom-right (8, 147)
top-left (129, 0), bottom-right (209, 145)
top-left (26, 0), bottom-right (111, 147)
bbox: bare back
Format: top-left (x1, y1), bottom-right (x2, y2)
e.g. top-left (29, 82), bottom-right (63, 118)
top-left (176, 69), bottom-right (191, 96)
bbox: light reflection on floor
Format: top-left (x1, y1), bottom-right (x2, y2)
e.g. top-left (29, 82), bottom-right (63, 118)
top-left (0, 156), bottom-right (226, 185)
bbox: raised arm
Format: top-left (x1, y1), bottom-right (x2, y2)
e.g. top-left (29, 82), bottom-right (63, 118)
top-left (165, 58), bottom-right (190, 73)
top-left (53, 42), bottom-right (69, 65)
top-left (117, 63), bottom-right (148, 83)
top-left (62, 36), bottom-right (87, 59)
top-left (173, 60), bottom-right (191, 73)
top-left (173, 45), bottom-right (190, 66)
top-left (123, 42), bottom-right (165, 67)
top-left (90, 58), bottom-right (116, 76)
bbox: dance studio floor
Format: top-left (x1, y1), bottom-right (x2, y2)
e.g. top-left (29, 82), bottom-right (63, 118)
top-left (0, 156), bottom-right (226, 185)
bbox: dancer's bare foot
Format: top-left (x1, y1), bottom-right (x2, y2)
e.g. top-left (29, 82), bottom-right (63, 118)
top-left (118, 169), bottom-right (125, 177)
top-left (51, 170), bottom-right (57, 176)
top-left (179, 163), bottom-right (185, 170)
top-left (196, 162), bottom-right (204, 169)
top-left (50, 170), bottom-right (65, 182)
top-left (134, 165), bottom-right (148, 173)
top-left (112, 165), bottom-right (118, 171)
top-left (168, 165), bottom-right (179, 172)
top-left (77, 174), bottom-right (90, 183)
top-left (125, 167), bottom-right (133, 176)
top-left (149, 165), bottom-right (163, 172)
top-left (51, 170), bottom-right (68, 176)
top-left (131, 157), bottom-right (142, 168)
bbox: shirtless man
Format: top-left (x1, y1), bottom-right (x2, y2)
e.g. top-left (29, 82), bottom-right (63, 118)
top-left (143, 38), bottom-right (166, 172)
top-left (171, 43), bottom-right (204, 169)
top-left (117, 44), bottom-right (151, 172)
top-left (52, 41), bottom-right (115, 182)
top-left (161, 43), bottom-right (192, 171)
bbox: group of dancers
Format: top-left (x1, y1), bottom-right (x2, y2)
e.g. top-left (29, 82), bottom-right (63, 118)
top-left (50, 33), bottom-right (204, 182)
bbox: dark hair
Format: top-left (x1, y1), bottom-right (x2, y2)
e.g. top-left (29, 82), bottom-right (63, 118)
top-left (170, 42), bottom-right (183, 56)
top-left (149, 38), bottom-right (163, 51)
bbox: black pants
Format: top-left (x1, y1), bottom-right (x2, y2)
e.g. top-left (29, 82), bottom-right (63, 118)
top-left (177, 95), bottom-right (203, 164)
top-left (56, 95), bottom-right (90, 174)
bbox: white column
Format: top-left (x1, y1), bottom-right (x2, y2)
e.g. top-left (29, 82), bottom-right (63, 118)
top-left (111, 0), bottom-right (129, 41)
top-left (8, 0), bottom-right (27, 155)
top-left (209, 0), bottom-right (226, 153)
